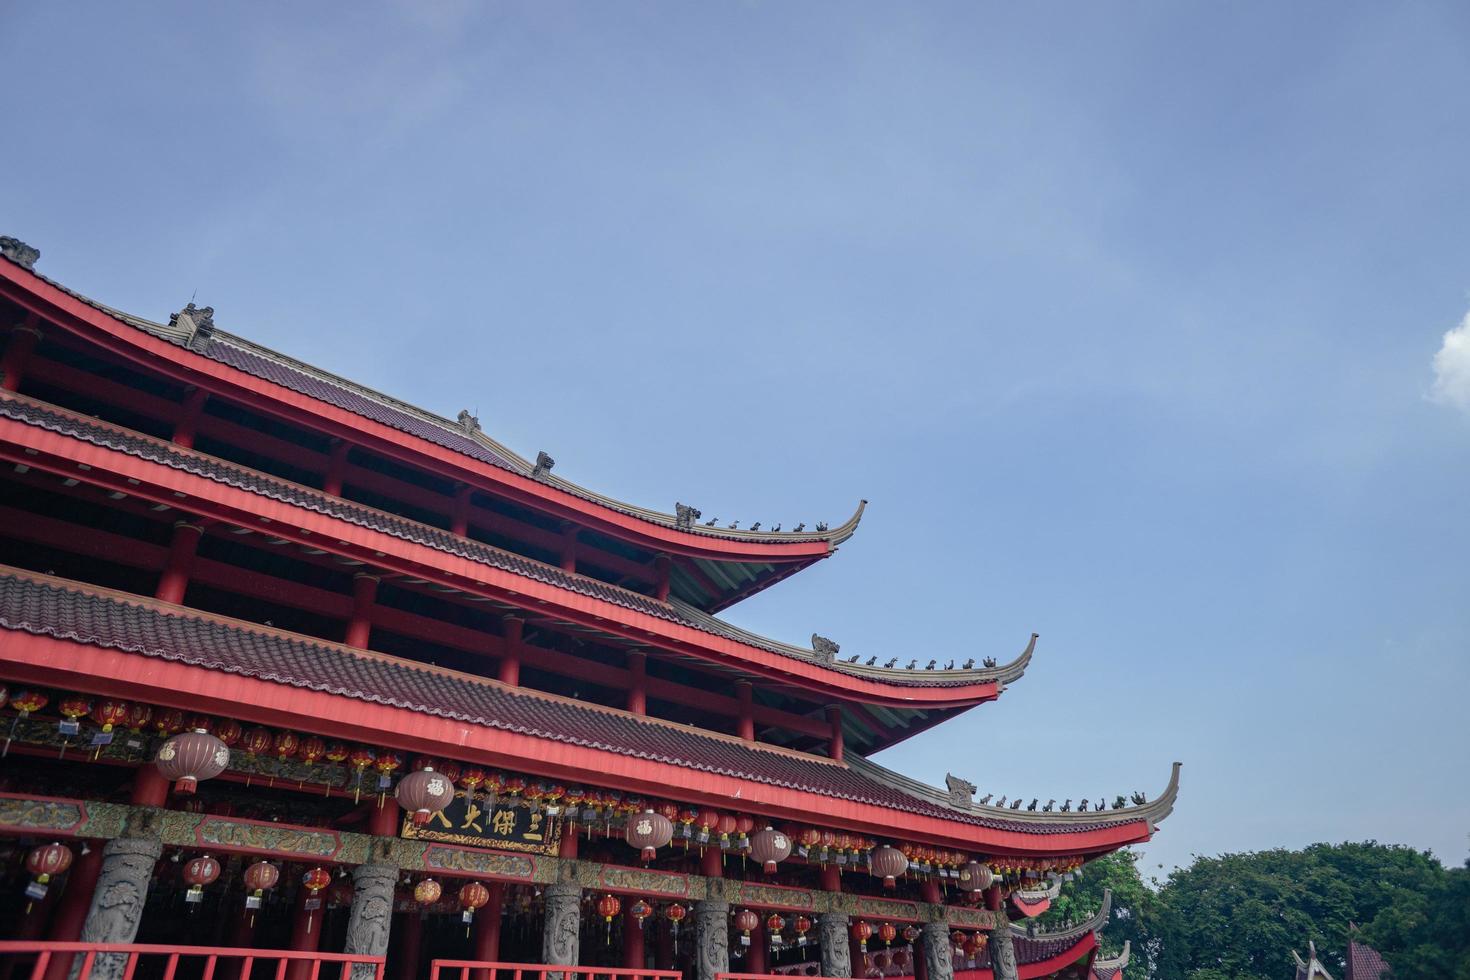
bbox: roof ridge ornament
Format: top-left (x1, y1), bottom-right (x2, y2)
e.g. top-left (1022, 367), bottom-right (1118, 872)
top-left (810, 634), bottom-right (839, 662)
top-left (674, 502), bottom-right (700, 530)
top-left (455, 409), bottom-right (480, 434)
top-left (0, 236), bottom-right (39, 270)
top-left (168, 303), bottom-right (216, 352)
top-left (944, 773), bottom-right (976, 807)
top-left (532, 451), bottom-right (555, 479)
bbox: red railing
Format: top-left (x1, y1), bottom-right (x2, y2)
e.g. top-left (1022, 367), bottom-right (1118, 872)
top-left (718, 974), bottom-right (853, 980)
top-left (429, 962), bottom-right (679, 980)
top-left (0, 943), bottom-right (384, 980)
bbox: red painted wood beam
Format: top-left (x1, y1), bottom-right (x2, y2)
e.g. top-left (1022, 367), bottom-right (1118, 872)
top-left (345, 573), bottom-right (379, 649)
top-left (0, 319), bottom-right (41, 393)
top-left (0, 627), bottom-right (1154, 852)
top-left (736, 682), bottom-right (755, 741)
top-left (827, 706), bottom-right (845, 763)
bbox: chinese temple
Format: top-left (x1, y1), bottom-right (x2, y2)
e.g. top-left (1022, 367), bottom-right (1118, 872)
top-left (0, 235), bottom-right (1178, 980)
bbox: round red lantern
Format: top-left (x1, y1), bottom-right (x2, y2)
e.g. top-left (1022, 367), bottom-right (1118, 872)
top-left (90, 699), bottom-right (130, 733)
top-left (182, 854), bottom-right (221, 903)
top-left (153, 708), bottom-right (186, 737)
top-left (766, 912), bottom-right (786, 946)
top-left (272, 730), bottom-right (299, 764)
top-left (735, 815), bottom-right (755, 845)
top-left (302, 867), bottom-right (331, 893)
top-left (715, 813), bottom-right (739, 848)
top-left (459, 881), bottom-right (490, 924)
top-left (665, 902), bottom-right (687, 924)
top-left (878, 922), bottom-right (897, 947)
top-left (396, 768), bottom-right (456, 826)
top-left (348, 746), bottom-right (377, 802)
top-left (413, 878), bottom-right (442, 905)
top-left (155, 729), bottom-right (230, 794)
top-left (735, 908), bottom-right (759, 938)
top-left (9, 689), bottom-right (47, 716)
top-left (959, 861), bottom-right (994, 893)
top-left (26, 842), bottom-right (73, 883)
top-left (749, 826), bottom-right (792, 874)
top-left (629, 898), bottom-right (653, 928)
top-left (299, 735), bottom-right (326, 765)
top-left (438, 760), bottom-right (463, 785)
top-left (242, 860), bottom-right (279, 923)
top-left (625, 808), bottom-right (674, 861)
top-left (903, 925), bottom-right (922, 945)
top-left (214, 719), bottom-right (243, 747)
top-left (125, 702), bottom-right (153, 733)
top-left (597, 893), bottom-right (621, 922)
top-left (460, 767), bottom-right (486, 794)
top-left (851, 920), bottom-right (873, 953)
top-left (869, 845), bottom-right (909, 889)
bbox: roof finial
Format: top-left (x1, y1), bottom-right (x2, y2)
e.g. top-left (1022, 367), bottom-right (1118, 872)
top-left (456, 409), bottom-right (480, 434)
top-left (0, 236), bottom-right (39, 270)
top-left (810, 634), bottom-right (839, 662)
top-left (674, 502), bottom-right (700, 529)
top-left (532, 451), bottom-right (555, 479)
top-left (169, 302), bottom-right (216, 352)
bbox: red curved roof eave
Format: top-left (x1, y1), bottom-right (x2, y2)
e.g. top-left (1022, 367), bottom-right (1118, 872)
top-left (0, 261), bottom-right (841, 566)
top-left (0, 401), bottom-right (1001, 708)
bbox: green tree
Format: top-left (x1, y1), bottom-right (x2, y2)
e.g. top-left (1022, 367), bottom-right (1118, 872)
top-left (1037, 850), bottom-right (1159, 968)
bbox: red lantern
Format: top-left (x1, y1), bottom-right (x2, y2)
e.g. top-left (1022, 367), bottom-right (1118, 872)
top-left (696, 808), bottom-right (720, 844)
top-left (715, 813), bottom-right (739, 849)
top-left (459, 881), bottom-right (490, 917)
top-left (214, 719), bottom-right (243, 747)
top-left (735, 908), bottom-right (760, 944)
top-left (767, 913), bottom-right (786, 946)
top-left (396, 768), bottom-right (456, 826)
top-left (959, 861), bottom-right (993, 893)
top-left (125, 702), bottom-right (153, 733)
top-left (271, 730), bottom-right (300, 778)
top-left (749, 826), bottom-right (792, 874)
top-left (625, 809), bottom-right (674, 861)
top-left (438, 760), bottom-right (463, 785)
top-left (665, 902), bottom-right (687, 924)
top-left (501, 775), bottom-right (524, 798)
top-left (26, 842), bottom-right (73, 883)
top-left (735, 814), bottom-right (755, 845)
top-left (301, 866), bottom-right (331, 935)
top-left (348, 746), bottom-right (376, 803)
top-left (182, 854), bottom-right (221, 903)
top-left (851, 920), bottom-right (873, 953)
top-left (242, 860), bottom-right (279, 923)
top-left (155, 730), bottom-right (230, 794)
top-left (90, 699), bottom-right (130, 734)
top-left (903, 925), bottom-right (921, 945)
top-left (869, 845), bottom-right (909, 889)
top-left (3, 688), bottom-right (45, 759)
top-left (324, 741), bottom-right (349, 763)
top-left (413, 878), bottom-right (442, 905)
top-left (878, 922), bottom-right (897, 947)
top-left (629, 898), bottom-right (653, 928)
top-left (374, 751), bottom-right (404, 804)
top-left (299, 735), bottom-right (326, 765)
top-left (153, 708), bottom-right (186, 737)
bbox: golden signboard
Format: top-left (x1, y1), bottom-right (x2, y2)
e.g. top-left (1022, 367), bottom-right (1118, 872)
top-left (400, 795), bottom-right (562, 856)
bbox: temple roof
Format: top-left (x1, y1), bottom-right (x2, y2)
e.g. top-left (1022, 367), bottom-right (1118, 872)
top-left (1346, 937), bottom-right (1389, 980)
top-left (0, 389), bottom-right (1026, 701)
top-left (0, 249), bottom-right (864, 568)
top-left (1294, 943), bottom-right (1336, 980)
top-left (1012, 889), bottom-right (1111, 938)
top-left (1092, 941), bottom-right (1131, 980)
top-left (0, 564), bottom-right (1174, 848)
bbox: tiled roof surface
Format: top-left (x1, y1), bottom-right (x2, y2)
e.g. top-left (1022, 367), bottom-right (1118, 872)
top-left (0, 567), bottom-right (1136, 836)
top-left (0, 393), bottom-right (997, 690)
top-left (1347, 940), bottom-right (1389, 980)
top-left (967, 932), bottom-right (1093, 969)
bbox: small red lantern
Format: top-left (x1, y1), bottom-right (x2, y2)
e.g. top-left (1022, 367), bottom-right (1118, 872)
top-left (869, 845), bottom-right (909, 889)
top-left (155, 730), bottom-right (230, 794)
top-left (214, 719), bottom-right (243, 747)
top-left (715, 813), bottom-right (739, 849)
top-left (395, 768), bottom-right (456, 826)
top-left (735, 814), bottom-right (755, 845)
top-left (413, 878), bottom-right (442, 905)
top-left (625, 808), bottom-right (674, 862)
top-left (735, 908), bottom-right (760, 946)
top-left (242, 861), bottom-right (279, 924)
top-left (348, 746), bottom-right (377, 803)
top-left (374, 751), bottom-right (404, 804)
top-left (3, 687), bottom-right (46, 756)
top-left (666, 902), bottom-right (687, 953)
top-left (458, 881), bottom-right (490, 936)
top-left (878, 922), bottom-right (897, 947)
top-left (749, 826), bottom-right (792, 874)
top-left (767, 913), bottom-right (786, 947)
top-left (182, 854), bottom-right (221, 903)
top-left (851, 920), bottom-right (873, 953)
top-left (56, 695), bottom-right (91, 756)
top-left (23, 842), bottom-right (72, 910)
top-left (438, 760), bottom-right (463, 785)
top-left (629, 898), bottom-right (653, 928)
top-left (125, 701), bottom-right (153, 733)
top-left (153, 708), bottom-right (186, 737)
top-left (301, 867), bottom-right (331, 935)
top-left (959, 861), bottom-right (994, 893)
top-left (90, 699), bottom-right (129, 734)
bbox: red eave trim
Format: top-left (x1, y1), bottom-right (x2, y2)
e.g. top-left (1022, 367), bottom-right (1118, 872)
top-left (0, 630), bottom-right (1151, 856)
top-left (0, 403), bottom-right (995, 708)
top-left (0, 261), bottom-right (833, 565)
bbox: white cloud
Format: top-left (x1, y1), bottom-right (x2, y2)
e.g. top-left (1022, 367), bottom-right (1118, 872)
top-left (1430, 310), bottom-right (1470, 414)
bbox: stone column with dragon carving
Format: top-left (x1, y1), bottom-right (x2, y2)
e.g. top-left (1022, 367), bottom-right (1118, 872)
top-left (693, 900), bottom-right (729, 980)
top-left (989, 923), bottom-right (1019, 980)
top-left (541, 882), bottom-right (582, 980)
top-left (921, 921), bottom-right (955, 980)
top-left (344, 861), bottom-right (397, 980)
top-left (818, 911), bottom-right (852, 978)
top-left (76, 836), bottom-right (165, 980)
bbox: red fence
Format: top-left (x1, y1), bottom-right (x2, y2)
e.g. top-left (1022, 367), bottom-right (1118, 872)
top-left (718, 974), bottom-right (853, 980)
top-left (0, 943), bottom-right (385, 980)
top-left (429, 962), bottom-right (680, 980)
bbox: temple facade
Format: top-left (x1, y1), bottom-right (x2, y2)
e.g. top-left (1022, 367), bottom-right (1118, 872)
top-left (0, 235), bottom-right (1175, 980)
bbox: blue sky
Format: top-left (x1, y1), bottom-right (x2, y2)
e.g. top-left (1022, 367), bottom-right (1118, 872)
top-left (4, 2), bottom-right (1468, 875)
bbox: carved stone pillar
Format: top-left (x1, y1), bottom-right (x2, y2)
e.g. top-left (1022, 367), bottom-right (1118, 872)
top-left (344, 862), bottom-right (396, 980)
top-left (693, 900), bottom-right (729, 980)
top-left (818, 912), bottom-right (852, 978)
top-left (989, 925), bottom-right (1019, 980)
top-left (541, 881), bottom-right (581, 978)
top-left (921, 922), bottom-right (954, 980)
top-left (77, 837), bottom-right (164, 980)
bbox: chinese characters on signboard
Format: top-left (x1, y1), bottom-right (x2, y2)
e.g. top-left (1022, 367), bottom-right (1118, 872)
top-left (400, 794), bottom-right (563, 855)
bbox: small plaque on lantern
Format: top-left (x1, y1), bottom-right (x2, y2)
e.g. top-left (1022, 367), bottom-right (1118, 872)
top-left (740, 936), bottom-right (750, 947)
top-left (245, 896), bottom-right (263, 910)
top-left (696, 827), bottom-right (711, 844)
top-left (835, 852), bottom-right (848, 866)
top-left (461, 910), bottom-right (474, 924)
top-left (125, 737), bottom-right (143, 749)
top-left (798, 936), bottom-right (808, 947)
top-left (25, 882), bottom-right (47, 900)
top-left (185, 887), bottom-right (204, 904)
top-left (90, 731), bottom-right (113, 747)
top-left (58, 719), bottom-right (80, 736)
top-left (304, 898), bottom-right (322, 911)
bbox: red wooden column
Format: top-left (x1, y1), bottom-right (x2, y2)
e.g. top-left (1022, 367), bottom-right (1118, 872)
top-left (322, 440), bottom-right (349, 496)
top-left (920, 880), bottom-right (942, 905)
top-left (171, 387), bottom-right (209, 449)
top-left (702, 841), bottom-right (723, 879)
top-left (471, 883), bottom-right (504, 975)
top-left (131, 765), bottom-right (170, 808)
top-left (560, 524), bottom-right (578, 573)
top-left (655, 916), bottom-right (675, 971)
top-left (498, 616), bottom-right (523, 686)
top-left (827, 706), bottom-right (845, 763)
top-left (653, 555), bottom-right (671, 602)
top-left (747, 918), bottom-right (768, 974)
top-left (155, 522), bottom-right (204, 605)
top-left (559, 828), bottom-right (579, 860)
top-left (393, 911), bottom-right (423, 980)
top-left (450, 485), bottom-right (473, 536)
top-left (622, 904), bottom-right (646, 969)
top-left (368, 799), bottom-right (399, 837)
top-left (736, 682), bottom-right (755, 741)
top-left (285, 878), bottom-right (325, 980)
top-left (35, 843), bottom-right (104, 980)
top-left (0, 319), bottom-right (41, 393)
top-left (344, 574), bottom-right (379, 649)
top-left (627, 651), bottom-right (647, 715)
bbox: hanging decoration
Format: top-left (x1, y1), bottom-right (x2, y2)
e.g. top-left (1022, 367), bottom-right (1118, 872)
top-left (4, 689), bottom-right (46, 756)
top-left (596, 894), bottom-right (622, 944)
top-left (395, 767), bottom-right (456, 826)
top-left (413, 878), bottom-right (442, 905)
top-left (125, 702), bottom-right (153, 735)
top-left (297, 736), bottom-right (326, 788)
top-left (851, 920), bottom-right (873, 954)
top-left (665, 902), bottom-right (687, 953)
top-left (878, 922), bottom-right (897, 948)
top-left (735, 908), bottom-right (760, 947)
top-left (794, 914), bottom-right (813, 958)
top-left (242, 861), bottom-right (280, 925)
top-left (56, 695), bottom-right (91, 758)
top-left (153, 708), bottom-right (186, 738)
top-left (868, 845), bottom-right (909, 889)
top-left (155, 730), bottom-right (230, 794)
top-left (458, 881), bottom-right (491, 936)
top-left (23, 842), bottom-right (73, 911)
top-left (749, 826), bottom-right (791, 874)
top-left (348, 746), bottom-right (376, 803)
top-left (240, 728), bottom-right (273, 787)
top-left (902, 925), bottom-right (922, 946)
top-left (301, 866), bottom-right (332, 935)
top-left (695, 808), bottom-right (719, 849)
top-left (629, 898), bottom-right (653, 930)
top-left (88, 699), bottom-right (130, 758)
top-left (214, 718), bottom-right (243, 748)
top-left (959, 861), bottom-right (994, 895)
top-left (182, 854), bottom-right (221, 904)
top-left (374, 751), bottom-right (404, 806)
top-left (766, 913), bottom-right (786, 948)
top-left (625, 808), bottom-right (674, 862)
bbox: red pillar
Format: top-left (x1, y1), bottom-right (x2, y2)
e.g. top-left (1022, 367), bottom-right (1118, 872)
top-left (344, 574), bottom-right (379, 649)
top-left (368, 799), bottom-right (399, 838)
top-left (627, 651), bottom-right (647, 715)
top-left (323, 440), bottom-right (349, 497)
top-left (450, 484), bottom-right (472, 537)
top-left (559, 830), bottom-right (579, 860)
top-left (560, 525), bottom-right (578, 573)
top-left (470, 883), bottom-right (504, 980)
top-left (702, 844), bottom-right (723, 879)
top-left (819, 865), bottom-right (840, 893)
top-left (983, 884), bottom-right (1003, 911)
top-left (736, 682), bottom-right (755, 741)
top-left (827, 706), bottom-right (844, 763)
top-left (155, 522), bottom-right (204, 605)
top-left (920, 880), bottom-right (942, 905)
top-left (285, 880), bottom-right (324, 980)
top-left (747, 918), bottom-right (768, 974)
top-left (0, 321), bottom-right (41, 393)
top-left (498, 617), bottom-right (523, 686)
top-left (622, 904), bottom-right (646, 969)
top-left (653, 555), bottom-right (671, 602)
top-left (217, 905), bottom-right (259, 980)
top-left (850, 932), bottom-right (867, 979)
top-left (131, 765), bottom-right (170, 807)
top-left (172, 387), bottom-right (209, 449)
top-left (913, 932), bottom-right (929, 980)
top-left (394, 911), bottom-right (423, 980)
